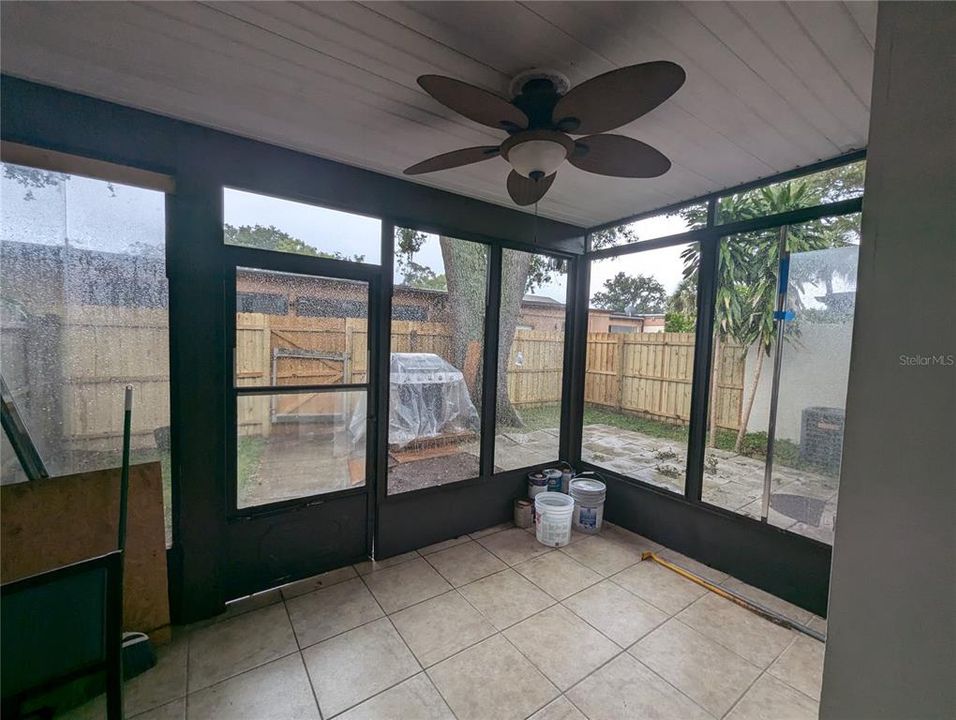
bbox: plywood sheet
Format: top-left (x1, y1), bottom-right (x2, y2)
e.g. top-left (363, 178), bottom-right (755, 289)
top-left (1, 462), bottom-right (171, 642)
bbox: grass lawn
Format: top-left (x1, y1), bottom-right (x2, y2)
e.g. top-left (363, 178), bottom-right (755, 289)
top-left (513, 402), bottom-right (826, 476)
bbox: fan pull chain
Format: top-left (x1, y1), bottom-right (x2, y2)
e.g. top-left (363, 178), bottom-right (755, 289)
top-left (533, 199), bottom-right (539, 246)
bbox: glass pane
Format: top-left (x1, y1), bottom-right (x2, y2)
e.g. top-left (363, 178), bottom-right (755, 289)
top-left (768, 215), bottom-right (861, 543)
top-left (495, 250), bottom-right (567, 472)
top-left (387, 228), bottom-right (486, 493)
top-left (235, 268), bottom-right (368, 388)
top-left (0, 162), bottom-right (172, 545)
top-left (224, 187), bottom-right (381, 264)
top-left (590, 204), bottom-right (707, 250)
top-left (701, 230), bottom-right (778, 515)
top-left (236, 389), bottom-right (365, 508)
top-left (716, 160), bottom-right (865, 224)
top-left (582, 244), bottom-right (697, 493)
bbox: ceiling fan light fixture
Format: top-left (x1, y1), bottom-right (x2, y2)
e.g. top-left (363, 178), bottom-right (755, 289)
top-left (500, 130), bottom-right (575, 180)
top-left (506, 139), bottom-right (567, 179)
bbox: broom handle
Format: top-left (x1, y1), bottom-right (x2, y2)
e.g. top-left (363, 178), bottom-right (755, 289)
top-left (118, 385), bottom-right (133, 552)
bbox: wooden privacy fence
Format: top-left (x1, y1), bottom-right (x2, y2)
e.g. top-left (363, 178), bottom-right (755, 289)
top-left (584, 332), bottom-right (744, 429)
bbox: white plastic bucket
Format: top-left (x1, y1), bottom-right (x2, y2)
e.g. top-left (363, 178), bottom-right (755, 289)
top-left (570, 478), bottom-right (607, 534)
top-left (534, 492), bottom-right (575, 547)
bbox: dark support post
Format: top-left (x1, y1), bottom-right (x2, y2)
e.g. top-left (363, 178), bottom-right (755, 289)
top-left (564, 252), bottom-right (591, 467)
top-left (685, 217), bottom-right (719, 502)
top-left (479, 245), bottom-right (503, 478)
top-left (373, 222), bottom-right (395, 543)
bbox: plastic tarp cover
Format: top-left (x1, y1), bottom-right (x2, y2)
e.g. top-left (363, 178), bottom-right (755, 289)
top-left (349, 353), bottom-right (480, 451)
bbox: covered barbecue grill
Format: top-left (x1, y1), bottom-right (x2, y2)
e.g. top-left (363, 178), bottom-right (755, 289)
top-left (349, 353), bottom-right (480, 450)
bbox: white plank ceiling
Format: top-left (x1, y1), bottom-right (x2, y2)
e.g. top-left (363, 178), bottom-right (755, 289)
top-left (0, 1), bottom-right (875, 227)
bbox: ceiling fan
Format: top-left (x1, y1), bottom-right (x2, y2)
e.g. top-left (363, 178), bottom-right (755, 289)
top-left (404, 62), bottom-right (686, 206)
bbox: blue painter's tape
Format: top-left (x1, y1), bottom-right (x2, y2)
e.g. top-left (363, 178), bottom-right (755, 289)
top-left (774, 310), bottom-right (796, 321)
top-left (778, 256), bottom-right (791, 293)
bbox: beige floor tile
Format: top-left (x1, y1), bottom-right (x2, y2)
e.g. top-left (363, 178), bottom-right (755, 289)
top-left (678, 593), bottom-right (795, 668)
top-left (468, 521), bottom-right (515, 539)
top-left (564, 580), bottom-right (668, 647)
top-left (721, 577), bottom-right (815, 625)
top-left (559, 534), bottom-right (644, 577)
top-left (514, 551), bottom-right (602, 600)
top-left (601, 523), bottom-right (663, 552)
top-left (286, 577), bottom-right (384, 648)
top-left (768, 635), bottom-right (825, 700)
top-left (186, 653), bottom-right (319, 720)
top-left (725, 674), bottom-right (819, 720)
top-left (187, 602), bottom-right (298, 692)
top-left (611, 559), bottom-right (707, 615)
top-left (353, 550), bottom-right (420, 576)
top-left (302, 617), bottom-right (420, 717)
top-left (391, 591), bottom-right (496, 667)
top-left (457, 569), bottom-right (555, 630)
top-left (630, 619), bottom-right (762, 717)
top-left (362, 557), bottom-right (452, 613)
top-left (808, 614), bottom-right (828, 637)
top-left (566, 653), bottom-right (712, 720)
top-left (185, 589), bottom-right (283, 633)
top-left (335, 673), bottom-right (454, 720)
top-left (528, 695), bottom-right (587, 720)
top-left (418, 535), bottom-right (472, 555)
top-left (280, 565), bottom-right (357, 600)
top-left (125, 634), bottom-right (188, 716)
top-left (656, 548), bottom-right (729, 584)
top-left (424, 540), bottom-right (507, 587)
top-left (133, 698), bottom-right (185, 720)
top-left (504, 605), bottom-right (619, 691)
top-left (476, 527), bottom-right (553, 566)
top-left (427, 634), bottom-right (559, 720)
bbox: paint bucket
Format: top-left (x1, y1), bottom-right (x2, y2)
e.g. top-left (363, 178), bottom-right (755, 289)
top-left (534, 492), bottom-right (575, 547)
top-left (544, 468), bottom-right (563, 492)
top-left (569, 477), bottom-right (607, 534)
top-left (514, 498), bottom-right (533, 529)
top-left (528, 471), bottom-right (548, 500)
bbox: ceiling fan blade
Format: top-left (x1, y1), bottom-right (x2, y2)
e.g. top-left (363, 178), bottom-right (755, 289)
top-left (553, 61), bottom-right (685, 134)
top-left (507, 170), bottom-right (555, 206)
top-left (404, 146), bottom-right (501, 175)
top-left (418, 75), bottom-right (529, 131)
top-left (569, 134), bottom-right (671, 178)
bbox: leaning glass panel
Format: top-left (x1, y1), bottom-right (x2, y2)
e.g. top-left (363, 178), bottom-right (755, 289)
top-left (494, 250), bottom-right (567, 472)
top-left (236, 389), bottom-right (366, 508)
top-left (0, 162), bottom-right (172, 544)
top-left (224, 187), bottom-right (381, 263)
top-left (581, 243), bottom-right (698, 494)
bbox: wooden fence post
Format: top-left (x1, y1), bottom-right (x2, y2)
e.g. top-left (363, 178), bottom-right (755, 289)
top-left (615, 334), bottom-right (625, 411)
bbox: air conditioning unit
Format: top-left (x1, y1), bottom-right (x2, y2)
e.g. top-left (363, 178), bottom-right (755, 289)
top-left (799, 407), bottom-right (845, 475)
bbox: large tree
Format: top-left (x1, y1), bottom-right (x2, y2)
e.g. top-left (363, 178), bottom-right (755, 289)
top-left (223, 223), bottom-right (364, 262)
top-left (591, 272), bottom-right (667, 314)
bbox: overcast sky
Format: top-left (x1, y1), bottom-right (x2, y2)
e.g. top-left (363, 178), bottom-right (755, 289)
top-left (1, 166), bottom-right (853, 309)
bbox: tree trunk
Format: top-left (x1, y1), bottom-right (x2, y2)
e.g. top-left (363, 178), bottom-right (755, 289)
top-left (734, 349), bottom-right (765, 454)
top-left (439, 238), bottom-right (531, 427)
top-left (496, 251), bottom-right (533, 427)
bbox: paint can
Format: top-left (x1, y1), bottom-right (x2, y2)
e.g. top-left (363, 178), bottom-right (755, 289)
top-left (514, 498), bottom-right (533, 528)
top-left (544, 468), bottom-right (563, 492)
top-left (559, 464), bottom-right (573, 494)
top-left (528, 471), bottom-right (548, 500)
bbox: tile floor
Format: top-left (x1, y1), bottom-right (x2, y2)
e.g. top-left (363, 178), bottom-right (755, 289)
top-left (64, 522), bottom-right (825, 720)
